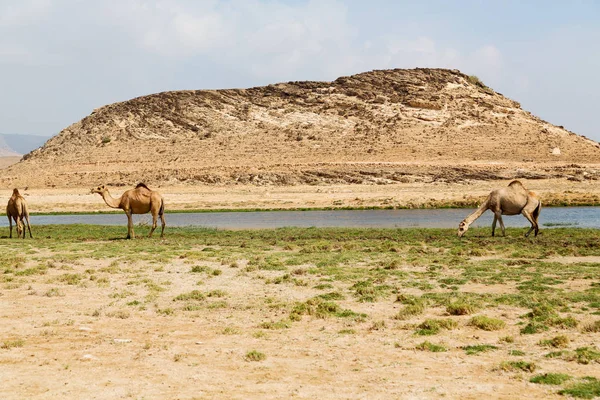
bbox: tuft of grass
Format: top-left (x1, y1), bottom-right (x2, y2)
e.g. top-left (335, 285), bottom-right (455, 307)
top-left (416, 341), bottom-right (447, 352)
top-left (259, 320), bottom-right (291, 330)
top-left (245, 350), bottom-right (266, 362)
top-left (369, 320), bottom-right (386, 331)
top-left (1, 339), bottom-right (25, 349)
top-left (498, 360), bottom-right (537, 373)
top-left (574, 347), bottom-right (600, 365)
top-left (416, 318), bottom-right (458, 336)
top-left (173, 290), bottom-right (205, 302)
top-left (105, 310), bottom-right (130, 319)
top-left (499, 336), bottom-right (514, 344)
top-left (520, 321), bottom-right (549, 335)
top-left (559, 377), bottom-right (600, 399)
top-left (509, 350), bottom-right (525, 356)
top-left (469, 315), bottom-right (506, 331)
top-left (44, 288), bottom-right (63, 297)
top-left (290, 297), bottom-right (365, 321)
top-left (582, 320), bottom-right (600, 333)
top-left (318, 292), bottom-right (345, 301)
top-left (463, 344), bottom-right (498, 355)
top-left (538, 335), bottom-right (570, 348)
top-left (530, 373), bottom-right (572, 385)
top-left (447, 300), bottom-right (478, 316)
top-left (351, 280), bottom-right (390, 303)
top-left (394, 302), bottom-right (425, 320)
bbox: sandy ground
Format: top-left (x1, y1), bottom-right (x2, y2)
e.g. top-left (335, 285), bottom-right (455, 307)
top-left (1, 178), bottom-right (598, 214)
top-left (2, 252), bottom-right (596, 399)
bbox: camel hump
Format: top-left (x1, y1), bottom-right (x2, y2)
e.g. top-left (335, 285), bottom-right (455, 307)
top-left (135, 183), bottom-right (150, 190)
top-left (508, 180), bottom-right (524, 187)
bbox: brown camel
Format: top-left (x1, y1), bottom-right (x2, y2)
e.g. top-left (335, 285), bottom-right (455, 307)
top-left (6, 188), bottom-right (33, 239)
top-left (91, 183), bottom-right (165, 239)
top-left (457, 180), bottom-right (541, 238)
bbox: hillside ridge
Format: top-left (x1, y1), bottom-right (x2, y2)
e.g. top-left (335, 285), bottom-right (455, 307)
top-left (4, 68), bottom-right (600, 188)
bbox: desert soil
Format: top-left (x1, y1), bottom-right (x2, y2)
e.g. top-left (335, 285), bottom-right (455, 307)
top-left (1, 228), bottom-right (599, 399)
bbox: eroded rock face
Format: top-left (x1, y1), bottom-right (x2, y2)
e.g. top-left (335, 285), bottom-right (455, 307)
top-left (4, 68), bottom-right (600, 188)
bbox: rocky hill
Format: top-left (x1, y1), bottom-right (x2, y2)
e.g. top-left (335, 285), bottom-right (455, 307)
top-left (3, 68), bottom-right (600, 188)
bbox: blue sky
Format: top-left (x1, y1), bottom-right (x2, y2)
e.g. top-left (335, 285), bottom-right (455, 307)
top-left (1, 0), bottom-right (599, 142)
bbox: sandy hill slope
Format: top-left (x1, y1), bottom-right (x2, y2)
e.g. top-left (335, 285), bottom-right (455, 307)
top-left (3, 68), bottom-right (599, 188)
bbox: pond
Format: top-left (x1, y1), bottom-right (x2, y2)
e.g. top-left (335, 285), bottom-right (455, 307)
top-left (4, 207), bottom-right (599, 230)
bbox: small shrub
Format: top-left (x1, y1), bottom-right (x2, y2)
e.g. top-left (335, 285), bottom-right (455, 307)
top-left (173, 290), bottom-right (205, 302)
top-left (469, 315), bottom-right (506, 331)
top-left (393, 302), bottom-right (425, 320)
top-left (559, 377), bottom-right (600, 399)
top-left (1, 339), bottom-right (24, 349)
top-left (498, 360), bottom-right (537, 373)
top-left (106, 310), bottom-right (130, 319)
top-left (318, 292), bottom-right (345, 301)
top-left (520, 322), bottom-right (549, 335)
top-left (369, 320), bottom-right (386, 331)
top-left (574, 347), bottom-right (600, 365)
top-left (582, 320), bottom-right (600, 333)
top-left (416, 341), bottom-right (447, 352)
top-left (416, 319), bottom-right (458, 336)
top-left (245, 350), bottom-right (266, 362)
top-left (44, 288), bottom-right (63, 297)
top-left (530, 373), bottom-right (571, 385)
top-left (463, 344), bottom-right (498, 355)
top-left (259, 320), bottom-right (291, 330)
top-left (499, 336), bottom-right (514, 343)
top-left (447, 301), bottom-right (478, 316)
top-left (538, 335), bottom-right (570, 348)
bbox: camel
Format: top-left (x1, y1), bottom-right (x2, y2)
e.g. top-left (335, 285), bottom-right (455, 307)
top-left (91, 183), bottom-right (165, 239)
top-left (6, 188), bottom-right (32, 239)
top-left (457, 180), bottom-right (541, 238)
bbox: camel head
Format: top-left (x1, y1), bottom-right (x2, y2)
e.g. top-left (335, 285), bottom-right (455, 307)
top-left (457, 220), bottom-right (470, 238)
top-left (90, 184), bottom-right (107, 195)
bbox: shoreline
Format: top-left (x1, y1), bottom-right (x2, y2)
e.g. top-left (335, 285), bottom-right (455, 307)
top-left (24, 201), bottom-right (600, 216)
top-left (1, 178), bottom-right (599, 214)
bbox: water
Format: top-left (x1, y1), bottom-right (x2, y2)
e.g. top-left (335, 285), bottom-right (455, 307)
top-left (3, 207), bottom-right (599, 230)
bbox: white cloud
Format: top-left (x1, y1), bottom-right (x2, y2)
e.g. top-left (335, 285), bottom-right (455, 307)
top-left (0, 0), bottom-right (52, 27)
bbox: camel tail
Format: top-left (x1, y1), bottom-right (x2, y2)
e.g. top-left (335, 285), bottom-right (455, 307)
top-left (159, 198), bottom-right (165, 216)
top-left (533, 200), bottom-right (541, 222)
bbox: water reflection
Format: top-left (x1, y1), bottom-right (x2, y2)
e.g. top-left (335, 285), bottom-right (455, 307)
top-left (4, 207), bottom-right (598, 230)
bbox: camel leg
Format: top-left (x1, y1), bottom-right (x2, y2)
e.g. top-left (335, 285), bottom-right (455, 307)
top-left (160, 213), bottom-right (166, 238)
top-left (126, 210), bottom-right (134, 239)
top-left (17, 219), bottom-right (23, 239)
top-left (496, 213), bottom-right (506, 236)
top-left (522, 210), bottom-right (537, 238)
top-left (491, 215), bottom-right (497, 237)
top-left (522, 201), bottom-right (540, 237)
top-left (8, 215), bottom-right (12, 238)
top-left (149, 212), bottom-right (157, 238)
top-left (24, 214), bottom-right (33, 238)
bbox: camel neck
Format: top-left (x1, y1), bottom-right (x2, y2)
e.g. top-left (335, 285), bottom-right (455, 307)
top-left (100, 190), bottom-right (121, 209)
top-left (463, 203), bottom-right (488, 225)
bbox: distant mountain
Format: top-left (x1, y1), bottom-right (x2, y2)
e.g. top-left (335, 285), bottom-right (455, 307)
top-left (0, 134), bottom-right (50, 155)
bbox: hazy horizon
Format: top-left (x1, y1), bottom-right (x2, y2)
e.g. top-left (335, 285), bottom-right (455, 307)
top-left (1, 1), bottom-right (598, 142)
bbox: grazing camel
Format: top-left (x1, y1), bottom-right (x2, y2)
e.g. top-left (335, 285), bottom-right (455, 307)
top-left (457, 180), bottom-right (541, 238)
top-left (91, 183), bottom-right (165, 239)
top-left (6, 188), bottom-right (33, 239)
